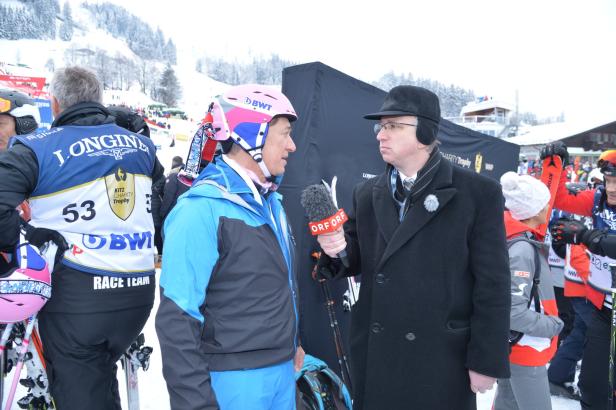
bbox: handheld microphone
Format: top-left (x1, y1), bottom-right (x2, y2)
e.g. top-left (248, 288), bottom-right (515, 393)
top-left (300, 184), bottom-right (349, 268)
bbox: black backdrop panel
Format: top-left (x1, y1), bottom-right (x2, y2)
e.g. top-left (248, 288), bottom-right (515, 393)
top-left (279, 61), bottom-right (519, 377)
top-left (438, 119), bottom-right (520, 179)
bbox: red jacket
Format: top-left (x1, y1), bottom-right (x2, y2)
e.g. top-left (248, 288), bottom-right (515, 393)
top-left (552, 171), bottom-right (605, 308)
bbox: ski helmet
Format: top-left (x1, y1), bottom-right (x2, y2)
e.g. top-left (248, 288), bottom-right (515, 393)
top-left (0, 89), bottom-right (41, 135)
top-left (598, 150), bottom-right (616, 177)
top-left (210, 84), bottom-right (297, 178)
top-left (0, 234), bottom-right (51, 323)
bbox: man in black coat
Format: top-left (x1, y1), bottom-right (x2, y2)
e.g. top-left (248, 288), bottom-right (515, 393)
top-left (317, 85), bottom-right (511, 409)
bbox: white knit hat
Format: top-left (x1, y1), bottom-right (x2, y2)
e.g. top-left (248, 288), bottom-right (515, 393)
top-left (500, 172), bottom-right (550, 220)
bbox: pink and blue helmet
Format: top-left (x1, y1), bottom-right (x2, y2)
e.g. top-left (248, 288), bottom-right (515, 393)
top-left (210, 84), bottom-right (297, 178)
top-left (0, 235), bottom-right (51, 323)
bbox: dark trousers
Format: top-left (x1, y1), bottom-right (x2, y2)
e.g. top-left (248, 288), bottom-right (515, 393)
top-left (154, 226), bottom-right (164, 255)
top-left (579, 306), bottom-right (616, 410)
top-left (554, 286), bottom-right (575, 343)
top-left (38, 305), bottom-right (152, 410)
top-left (548, 297), bottom-right (594, 384)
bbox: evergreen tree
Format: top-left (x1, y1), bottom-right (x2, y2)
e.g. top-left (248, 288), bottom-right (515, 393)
top-left (14, 8), bottom-right (27, 39)
top-left (0, 6), bottom-right (9, 39)
top-left (158, 64), bottom-right (182, 106)
top-left (205, 54), bottom-right (296, 85)
top-left (81, 2), bottom-right (179, 64)
top-left (45, 58), bottom-right (56, 73)
top-left (372, 71), bottom-right (475, 118)
top-left (147, 65), bottom-right (161, 101)
top-left (59, 2), bottom-right (73, 41)
top-left (154, 28), bottom-right (165, 60)
top-left (164, 39), bottom-right (177, 65)
top-left (32, 0), bottom-right (57, 39)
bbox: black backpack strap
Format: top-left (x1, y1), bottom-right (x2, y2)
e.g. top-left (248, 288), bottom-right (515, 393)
top-left (507, 235), bottom-right (542, 312)
top-left (530, 243), bottom-right (542, 313)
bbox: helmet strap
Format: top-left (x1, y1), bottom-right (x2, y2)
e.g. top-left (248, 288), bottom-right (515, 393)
top-left (247, 146), bottom-right (273, 179)
top-left (18, 232), bottom-right (28, 270)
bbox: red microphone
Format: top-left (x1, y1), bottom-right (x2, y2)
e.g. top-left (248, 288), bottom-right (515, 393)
top-left (301, 184), bottom-right (349, 268)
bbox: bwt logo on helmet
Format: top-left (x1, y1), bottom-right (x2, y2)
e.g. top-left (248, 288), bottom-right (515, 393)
top-left (82, 232), bottom-right (153, 251)
top-left (244, 97), bottom-right (272, 111)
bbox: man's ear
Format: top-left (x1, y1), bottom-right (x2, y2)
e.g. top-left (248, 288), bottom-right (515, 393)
top-left (51, 96), bottom-right (61, 118)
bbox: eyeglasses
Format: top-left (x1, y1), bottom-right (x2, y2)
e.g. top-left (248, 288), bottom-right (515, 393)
top-left (373, 122), bottom-right (417, 135)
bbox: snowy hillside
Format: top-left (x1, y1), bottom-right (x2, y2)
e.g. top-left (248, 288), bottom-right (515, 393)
top-left (173, 49), bottom-right (228, 120)
top-left (0, 0), bottom-right (229, 115)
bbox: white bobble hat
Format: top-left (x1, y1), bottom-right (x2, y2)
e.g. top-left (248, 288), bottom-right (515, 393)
top-left (500, 171), bottom-right (550, 220)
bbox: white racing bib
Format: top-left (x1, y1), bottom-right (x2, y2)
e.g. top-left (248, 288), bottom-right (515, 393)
top-left (588, 253), bottom-right (616, 297)
top-left (19, 124), bottom-right (157, 277)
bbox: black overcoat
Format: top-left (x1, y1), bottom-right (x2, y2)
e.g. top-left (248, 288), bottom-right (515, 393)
top-left (341, 158), bottom-right (511, 410)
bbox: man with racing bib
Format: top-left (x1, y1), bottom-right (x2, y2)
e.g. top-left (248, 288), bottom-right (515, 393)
top-left (542, 144), bottom-right (616, 409)
top-left (0, 66), bottom-right (164, 410)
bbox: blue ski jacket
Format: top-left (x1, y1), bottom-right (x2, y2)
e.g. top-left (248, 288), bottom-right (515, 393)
top-left (155, 157), bottom-right (299, 410)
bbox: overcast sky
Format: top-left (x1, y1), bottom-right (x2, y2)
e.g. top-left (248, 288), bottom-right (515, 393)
top-left (99, 0), bottom-right (615, 122)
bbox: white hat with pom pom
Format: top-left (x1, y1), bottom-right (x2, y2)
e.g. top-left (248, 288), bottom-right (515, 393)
top-left (500, 172), bottom-right (550, 221)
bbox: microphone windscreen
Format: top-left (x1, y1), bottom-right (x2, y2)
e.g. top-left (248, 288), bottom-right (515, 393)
top-left (300, 184), bottom-right (338, 222)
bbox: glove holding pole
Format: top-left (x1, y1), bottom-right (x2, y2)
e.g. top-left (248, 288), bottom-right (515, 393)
top-left (20, 222), bottom-right (68, 271)
top-left (301, 184), bottom-right (349, 268)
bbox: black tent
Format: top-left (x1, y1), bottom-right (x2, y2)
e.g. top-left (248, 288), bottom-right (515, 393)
top-left (279, 61), bottom-right (519, 377)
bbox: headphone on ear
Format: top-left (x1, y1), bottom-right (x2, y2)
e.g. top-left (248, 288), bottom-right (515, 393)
top-left (415, 118), bottom-right (439, 146)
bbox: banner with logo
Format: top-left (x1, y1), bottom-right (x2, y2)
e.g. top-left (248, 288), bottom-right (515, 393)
top-left (35, 98), bottom-right (52, 131)
top-left (0, 75), bottom-right (47, 98)
top-left (280, 61), bottom-right (519, 374)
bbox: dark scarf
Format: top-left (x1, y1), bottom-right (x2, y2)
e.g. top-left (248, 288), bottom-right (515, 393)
top-left (390, 146), bottom-right (442, 217)
top-left (52, 102), bottom-right (115, 127)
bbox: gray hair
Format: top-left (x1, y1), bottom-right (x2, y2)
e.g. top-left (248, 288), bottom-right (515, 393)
top-left (427, 139), bottom-right (440, 153)
top-left (49, 66), bottom-right (103, 110)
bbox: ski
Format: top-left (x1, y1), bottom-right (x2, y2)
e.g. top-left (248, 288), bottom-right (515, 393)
top-left (4, 316), bottom-right (36, 410)
top-left (538, 154), bottom-right (563, 235)
top-left (0, 323), bottom-right (15, 408)
top-left (17, 324), bottom-right (54, 410)
top-left (1, 321), bottom-right (54, 410)
top-left (121, 333), bottom-right (152, 410)
top-left (609, 264), bottom-right (616, 409)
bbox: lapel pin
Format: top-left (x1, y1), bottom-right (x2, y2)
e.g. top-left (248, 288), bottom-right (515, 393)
top-left (423, 194), bottom-right (439, 212)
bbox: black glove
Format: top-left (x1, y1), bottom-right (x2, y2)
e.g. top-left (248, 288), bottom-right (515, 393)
top-left (23, 225), bottom-right (69, 265)
top-left (550, 218), bottom-right (588, 245)
top-left (539, 141), bottom-right (569, 167)
top-left (581, 229), bottom-right (608, 255)
top-left (315, 253), bottom-right (343, 281)
top-left (550, 240), bottom-right (567, 259)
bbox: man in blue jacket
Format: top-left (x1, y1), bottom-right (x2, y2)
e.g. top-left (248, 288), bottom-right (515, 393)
top-left (156, 84), bottom-right (304, 410)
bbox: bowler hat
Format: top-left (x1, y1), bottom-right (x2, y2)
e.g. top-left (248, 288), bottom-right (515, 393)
top-left (365, 85), bottom-right (441, 145)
